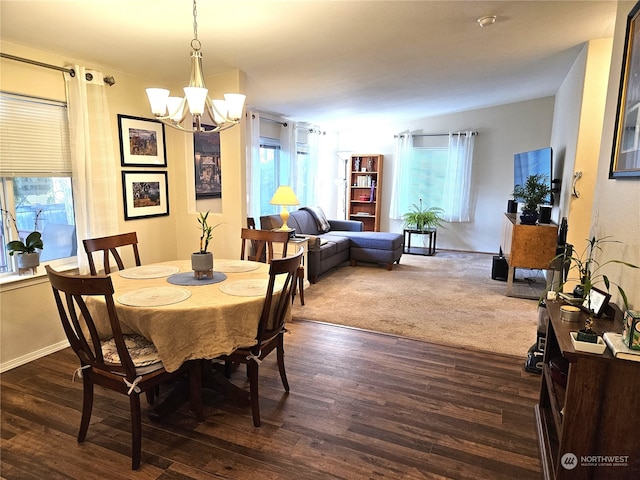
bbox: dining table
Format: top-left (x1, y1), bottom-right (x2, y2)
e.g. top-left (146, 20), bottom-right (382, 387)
top-left (85, 259), bottom-right (287, 371)
top-left (84, 258), bottom-right (287, 420)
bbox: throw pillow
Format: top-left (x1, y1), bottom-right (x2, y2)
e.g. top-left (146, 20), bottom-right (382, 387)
top-left (302, 206), bottom-right (331, 233)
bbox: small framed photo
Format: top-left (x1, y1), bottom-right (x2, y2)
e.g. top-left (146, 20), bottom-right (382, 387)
top-left (118, 114), bottom-right (167, 167)
top-left (582, 287), bottom-right (611, 318)
top-left (122, 171), bottom-right (169, 220)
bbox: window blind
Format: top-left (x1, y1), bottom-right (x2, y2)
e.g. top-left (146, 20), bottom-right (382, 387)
top-left (0, 92), bottom-right (71, 176)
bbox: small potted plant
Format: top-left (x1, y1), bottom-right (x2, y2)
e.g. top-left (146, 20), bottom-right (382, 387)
top-left (512, 174), bottom-right (552, 225)
top-left (554, 235), bottom-right (638, 343)
top-left (2, 208), bottom-right (44, 273)
top-left (191, 211), bottom-right (221, 277)
top-left (401, 199), bottom-right (445, 232)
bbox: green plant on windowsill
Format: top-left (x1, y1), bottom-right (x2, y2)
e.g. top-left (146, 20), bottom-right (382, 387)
top-left (2, 208), bottom-right (44, 255)
top-left (553, 235), bottom-right (638, 342)
top-left (402, 199), bottom-right (445, 232)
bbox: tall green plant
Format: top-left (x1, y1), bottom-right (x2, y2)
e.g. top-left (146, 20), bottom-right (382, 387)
top-left (196, 211), bottom-right (221, 254)
top-left (512, 174), bottom-right (551, 212)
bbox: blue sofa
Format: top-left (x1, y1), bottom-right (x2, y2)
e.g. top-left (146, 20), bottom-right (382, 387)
top-left (260, 207), bottom-right (403, 283)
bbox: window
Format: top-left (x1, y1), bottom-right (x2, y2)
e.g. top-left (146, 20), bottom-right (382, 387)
top-left (398, 147), bottom-right (449, 214)
top-left (0, 93), bottom-right (77, 274)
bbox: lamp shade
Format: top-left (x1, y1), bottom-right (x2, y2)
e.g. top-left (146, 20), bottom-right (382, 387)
top-left (270, 186), bottom-right (300, 206)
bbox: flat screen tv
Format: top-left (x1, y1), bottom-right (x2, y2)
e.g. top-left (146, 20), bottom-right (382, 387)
top-left (513, 147), bottom-right (553, 204)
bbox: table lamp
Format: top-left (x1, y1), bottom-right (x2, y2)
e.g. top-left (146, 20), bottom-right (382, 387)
top-left (270, 185), bottom-right (299, 231)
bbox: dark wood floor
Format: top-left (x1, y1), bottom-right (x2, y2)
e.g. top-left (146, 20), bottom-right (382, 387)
top-left (1, 319), bottom-right (542, 479)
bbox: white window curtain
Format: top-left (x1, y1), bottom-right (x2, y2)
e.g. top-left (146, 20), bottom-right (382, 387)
top-left (390, 131), bottom-right (413, 219)
top-left (246, 111), bottom-right (261, 223)
top-left (443, 132), bottom-right (475, 222)
top-left (64, 66), bottom-right (118, 273)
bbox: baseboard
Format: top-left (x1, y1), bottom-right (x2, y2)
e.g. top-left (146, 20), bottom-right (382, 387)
top-left (1, 340), bottom-right (70, 373)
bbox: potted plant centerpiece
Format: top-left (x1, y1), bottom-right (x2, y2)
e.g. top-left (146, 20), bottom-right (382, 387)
top-left (402, 199), bottom-right (445, 232)
top-left (191, 211), bottom-right (221, 278)
top-left (554, 235), bottom-right (638, 343)
top-left (512, 174), bottom-right (552, 225)
top-left (2, 208), bottom-right (44, 273)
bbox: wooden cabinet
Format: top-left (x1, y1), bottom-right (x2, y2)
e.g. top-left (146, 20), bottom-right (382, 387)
top-left (348, 154), bottom-right (382, 231)
top-left (501, 213), bottom-right (558, 297)
top-left (535, 301), bottom-right (640, 480)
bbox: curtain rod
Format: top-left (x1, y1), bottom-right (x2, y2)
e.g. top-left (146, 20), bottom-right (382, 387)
top-left (394, 131), bottom-right (478, 138)
top-left (252, 113), bottom-right (287, 127)
top-left (0, 53), bottom-right (116, 86)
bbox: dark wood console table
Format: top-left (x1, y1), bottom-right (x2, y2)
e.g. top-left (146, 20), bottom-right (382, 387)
top-left (403, 228), bottom-right (436, 256)
top-left (535, 301), bottom-right (640, 479)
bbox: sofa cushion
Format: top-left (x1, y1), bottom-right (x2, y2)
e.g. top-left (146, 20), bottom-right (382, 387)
top-left (330, 231), bottom-right (404, 251)
top-left (301, 206), bottom-right (331, 233)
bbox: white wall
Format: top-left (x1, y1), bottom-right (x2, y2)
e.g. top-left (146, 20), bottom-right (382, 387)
top-left (337, 97), bottom-right (555, 253)
top-left (589, 1), bottom-right (640, 310)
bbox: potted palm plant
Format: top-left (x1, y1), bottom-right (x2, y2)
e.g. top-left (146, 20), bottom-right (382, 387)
top-left (191, 211), bottom-right (221, 277)
top-left (402, 199), bottom-right (445, 232)
top-left (512, 174), bottom-right (552, 225)
top-left (2, 208), bottom-right (44, 272)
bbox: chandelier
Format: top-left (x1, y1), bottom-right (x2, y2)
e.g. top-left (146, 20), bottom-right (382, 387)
top-left (145, 0), bottom-right (246, 133)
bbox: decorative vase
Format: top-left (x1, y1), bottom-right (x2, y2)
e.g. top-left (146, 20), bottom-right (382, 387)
top-left (519, 210), bottom-right (538, 225)
top-left (191, 252), bottom-right (213, 273)
top-left (16, 251), bottom-right (40, 272)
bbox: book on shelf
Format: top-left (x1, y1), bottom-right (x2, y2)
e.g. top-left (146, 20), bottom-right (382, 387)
top-left (602, 332), bottom-right (640, 362)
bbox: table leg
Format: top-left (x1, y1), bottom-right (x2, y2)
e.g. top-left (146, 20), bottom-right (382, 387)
top-left (506, 266), bottom-right (515, 297)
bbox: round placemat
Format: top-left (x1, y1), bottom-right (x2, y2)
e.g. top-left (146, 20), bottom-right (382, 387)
top-left (213, 259), bottom-right (262, 273)
top-left (167, 271), bottom-right (227, 286)
top-left (219, 279), bottom-right (270, 297)
top-left (117, 287), bottom-right (191, 307)
top-left (118, 265), bottom-right (180, 279)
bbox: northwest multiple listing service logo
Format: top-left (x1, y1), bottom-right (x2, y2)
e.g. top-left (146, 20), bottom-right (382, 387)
top-left (561, 453), bottom-right (630, 470)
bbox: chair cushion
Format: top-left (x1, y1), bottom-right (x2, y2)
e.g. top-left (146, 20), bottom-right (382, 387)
top-left (301, 206), bottom-right (331, 233)
top-left (101, 334), bottom-right (162, 369)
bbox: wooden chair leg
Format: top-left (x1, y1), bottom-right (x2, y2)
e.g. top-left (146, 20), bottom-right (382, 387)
top-left (298, 266), bottom-right (305, 306)
top-left (247, 361), bottom-right (261, 427)
top-left (129, 394), bottom-right (142, 470)
top-left (78, 376), bottom-right (94, 442)
top-left (277, 334), bottom-right (290, 392)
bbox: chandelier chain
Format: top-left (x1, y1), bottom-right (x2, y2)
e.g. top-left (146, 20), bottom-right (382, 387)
top-left (191, 0), bottom-right (200, 50)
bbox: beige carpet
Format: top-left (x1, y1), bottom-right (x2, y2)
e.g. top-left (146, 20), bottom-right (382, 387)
top-left (292, 250), bottom-right (548, 357)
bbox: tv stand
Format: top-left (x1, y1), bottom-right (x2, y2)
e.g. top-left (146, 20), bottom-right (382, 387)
top-left (500, 213), bottom-right (558, 298)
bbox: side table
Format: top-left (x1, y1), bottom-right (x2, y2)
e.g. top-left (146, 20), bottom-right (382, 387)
top-left (403, 228), bottom-right (437, 256)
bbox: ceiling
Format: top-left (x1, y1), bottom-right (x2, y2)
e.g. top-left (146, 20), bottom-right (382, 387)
top-left (0, 1), bottom-right (620, 130)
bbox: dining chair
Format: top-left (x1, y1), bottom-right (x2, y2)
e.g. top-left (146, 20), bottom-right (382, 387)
top-left (240, 228), bottom-right (289, 264)
top-left (45, 266), bottom-right (203, 470)
top-left (83, 232), bottom-right (141, 275)
top-left (218, 248), bottom-right (303, 427)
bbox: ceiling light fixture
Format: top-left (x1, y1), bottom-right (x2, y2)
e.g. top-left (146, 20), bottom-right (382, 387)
top-left (145, 0), bottom-right (246, 134)
top-left (477, 15), bottom-right (497, 28)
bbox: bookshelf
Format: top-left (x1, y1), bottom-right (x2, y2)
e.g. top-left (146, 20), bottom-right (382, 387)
top-left (348, 154), bottom-right (383, 232)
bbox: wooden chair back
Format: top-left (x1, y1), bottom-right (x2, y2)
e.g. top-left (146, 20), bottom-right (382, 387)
top-left (45, 265), bottom-right (202, 469)
top-left (83, 232), bottom-right (141, 275)
top-left (240, 228), bottom-right (289, 264)
top-left (255, 248), bottom-right (303, 347)
top-left (45, 265), bottom-right (137, 378)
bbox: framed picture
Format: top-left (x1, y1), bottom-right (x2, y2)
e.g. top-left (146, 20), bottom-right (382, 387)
top-left (118, 114), bottom-right (167, 167)
top-left (610, 1), bottom-right (640, 178)
top-left (581, 287), bottom-right (611, 318)
top-left (122, 171), bottom-right (169, 220)
top-left (194, 128), bottom-right (222, 198)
